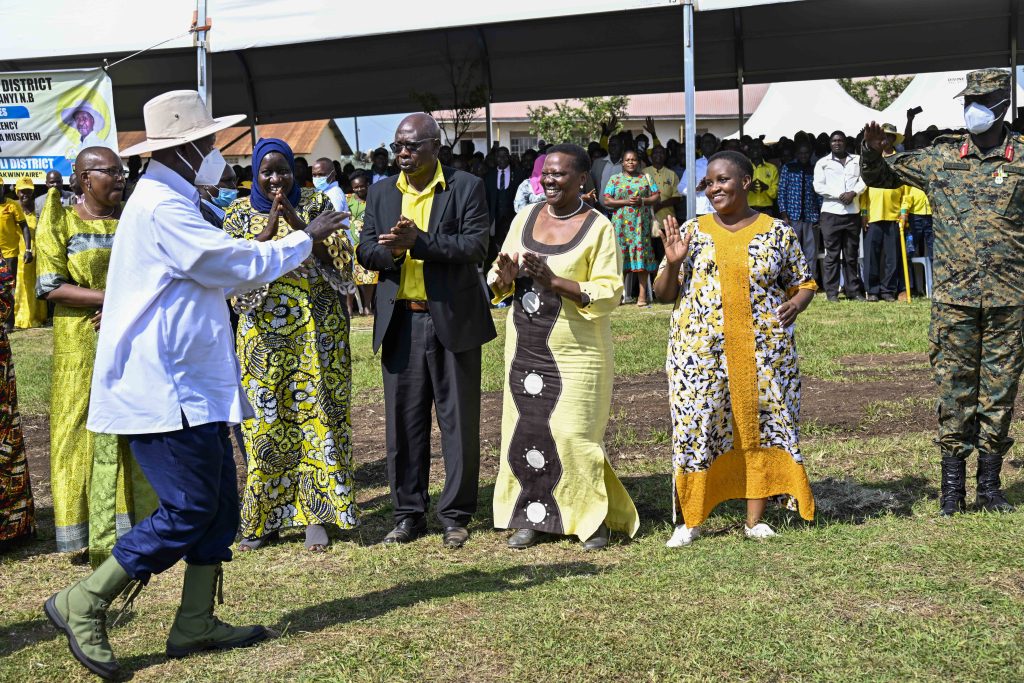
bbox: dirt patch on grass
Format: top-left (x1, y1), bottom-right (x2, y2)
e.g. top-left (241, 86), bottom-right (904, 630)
top-left (18, 351), bottom-right (1007, 524)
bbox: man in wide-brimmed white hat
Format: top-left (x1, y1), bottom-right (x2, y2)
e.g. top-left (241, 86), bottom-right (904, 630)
top-left (43, 90), bottom-right (349, 681)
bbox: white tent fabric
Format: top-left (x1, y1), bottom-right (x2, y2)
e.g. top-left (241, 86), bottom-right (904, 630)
top-left (879, 70), bottom-right (1024, 132)
top-left (728, 80), bottom-right (880, 141)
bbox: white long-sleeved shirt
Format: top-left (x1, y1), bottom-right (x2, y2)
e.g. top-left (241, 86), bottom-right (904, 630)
top-left (321, 181), bottom-right (352, 239)
top-left (677, 157), bottom-right (713, 216)
top-left (87, 160), bottom-right (312, 435)
top-left (813, 153), bottom-right (866, 215)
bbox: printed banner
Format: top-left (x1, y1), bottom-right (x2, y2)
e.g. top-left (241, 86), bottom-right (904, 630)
top-left (0, 68), bottom-right (117, 184)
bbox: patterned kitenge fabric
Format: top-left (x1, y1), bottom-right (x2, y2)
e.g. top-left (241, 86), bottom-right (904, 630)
top-left (0, 257), bottom-right (35, 544)
top-left (604, 172), bottom-right (659, 273)
top-left (224, 190), bottom-right (359, 537)
top-left (347, 194), bottom-right (377, 285)
top-left (491, 204), bottom-right (639, 541)
top-left (666, 213), bottom-right (817, 527)
top-left (34, 193), bottom-right (156, 565)
top-left (14, 211), bottom-right (48, 329)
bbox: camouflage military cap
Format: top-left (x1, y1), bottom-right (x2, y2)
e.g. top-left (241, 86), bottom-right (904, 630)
top-left (956, 68), bottom-right (1011, 97)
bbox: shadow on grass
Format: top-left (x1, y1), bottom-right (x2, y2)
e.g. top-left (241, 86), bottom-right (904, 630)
top-left (271, 561), bottom-right (601, 636)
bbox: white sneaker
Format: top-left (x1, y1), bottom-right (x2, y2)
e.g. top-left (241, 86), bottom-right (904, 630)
top-left (744, 523), bottom-right (776, 540)
top-left (665, 524), bottom-right (701, 547)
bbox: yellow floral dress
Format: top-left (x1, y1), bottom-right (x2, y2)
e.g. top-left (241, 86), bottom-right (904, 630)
top-left (14, 211), bottom-right (47, 329)
top-left (348, 194), bottom-right (378, 285)
top-left (666, 213), bottom-right (817, 527)
top-left (224, 189), bottom-right (359, 537)
top-left (35, 192), bottom-right (155, 566)
top-left (491, 204), bottom-right (640, 541)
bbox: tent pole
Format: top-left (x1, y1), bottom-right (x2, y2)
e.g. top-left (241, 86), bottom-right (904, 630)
top-left (354, 116), bottom-right (361, 156)
top-left (1012, 0), bottom-right (1019, 122)
top-left (683, 0), bottom-right (697, 219)
top-left (195, 0), bottom-right (211, 112)
top-left (734, 9), bottom-right (745, 138)
top-left (234, 51), bottom-right (259, 147)
top-left (485, 101), bottom-right (493, 150)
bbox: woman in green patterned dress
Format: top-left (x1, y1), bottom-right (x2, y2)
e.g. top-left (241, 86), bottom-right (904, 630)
top-left (35, 147), bottom-right (155, 566)
top-left (347, 170), bottom-right (376, 315)
top-left (224, 138), bottom-right (358, 553)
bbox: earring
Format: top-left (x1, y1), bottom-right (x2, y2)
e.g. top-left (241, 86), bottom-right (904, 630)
top-left (580, 185), bottom-right (585, 190)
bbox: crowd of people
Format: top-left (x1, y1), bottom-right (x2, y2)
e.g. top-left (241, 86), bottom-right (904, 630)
top-left (0, 67), bottom-right (1019, 679)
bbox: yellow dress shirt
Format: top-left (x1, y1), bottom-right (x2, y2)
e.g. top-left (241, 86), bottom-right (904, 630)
top-left (748, 162), bottom-right (779, 208)
top-left (903, 186), bottom-right (932, 216)
top-left (396, 161), bottom-right (446, 301)
top-left (0, 198), bottom-right (25, 259)
top-left (862, 185), bottom-right (906, 223)
top-left (644, 165), bottom-right (679, 223)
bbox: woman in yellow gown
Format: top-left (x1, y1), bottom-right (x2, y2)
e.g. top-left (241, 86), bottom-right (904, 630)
top-left (13, 177), bottom-right (47, 329)
top-left (655, 150), bottom-right (816, 548)
top-left (489, 144), bottom-right (639, 550)
top-left (35, 148), bottom-right (155, 566)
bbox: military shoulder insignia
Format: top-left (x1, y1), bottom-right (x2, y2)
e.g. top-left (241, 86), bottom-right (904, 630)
top-left (943, 161), bottom-right (971, 170)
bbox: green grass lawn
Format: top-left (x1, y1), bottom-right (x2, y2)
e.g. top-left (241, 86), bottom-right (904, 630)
top-left (11, 295), bottom-right (932, 416)
top-left (4, 295), bottom-right (1021, 682)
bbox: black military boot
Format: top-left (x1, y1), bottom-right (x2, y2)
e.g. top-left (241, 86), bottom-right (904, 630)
top-left (939, 457), bottom-right (966, 516)
top-left (975, 454), bottom-right (1016, 512)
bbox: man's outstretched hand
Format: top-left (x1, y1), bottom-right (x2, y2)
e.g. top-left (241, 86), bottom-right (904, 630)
top-left (862, 122), bottom-right (886, 153)
top-left (305, 211), bottom-right (351, 242)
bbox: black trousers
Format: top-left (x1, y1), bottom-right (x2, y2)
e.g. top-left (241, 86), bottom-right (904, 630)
top-left (864, 220), bottom-right (901, 296)
top-left (788, 220), bottom-right (819, 284)
top-left (485, 213), bottom-right (516, 272)
top-left (382, 308), bottom-right (481, 527)
top-left (819, 212), bottom-right (864, 298)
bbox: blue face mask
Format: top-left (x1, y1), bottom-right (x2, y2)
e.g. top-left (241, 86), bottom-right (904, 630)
top-left (312, 175), bottom-right (331, 191)
top-left (212, 187), bottom-right (238, 207)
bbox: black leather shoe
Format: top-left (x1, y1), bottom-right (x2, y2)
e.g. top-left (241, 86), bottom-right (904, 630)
top-left (582, 523), bottom-right (610, 551)
top-left (382, 518), bottom-right (427, 545)
top-left (442, 526), bottom-right (469, 549)
top-left (939, 457), bottom-right (966, 517)
top-left (976, 454), bottom-right (1016, 512)
top-left (507, 528), bottom-right (544, 549)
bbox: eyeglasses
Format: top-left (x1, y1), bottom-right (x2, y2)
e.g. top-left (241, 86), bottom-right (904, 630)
top-left (82, 167), bottom-right (126, 180)
top-left (389, 138), bottom-right (438, 154)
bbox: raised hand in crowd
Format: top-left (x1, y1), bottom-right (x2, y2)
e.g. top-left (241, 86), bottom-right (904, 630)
top-left (304, 209), bottom-right (351, 242)
top-left (661, 215), bottom-right (690, 266)
top-left (644, 116), bottom-right (658, 139)
top-left (581, 188), bottom-right (598, 206)
top-left (492, 251), bottom-right (520, 295)
top-left (600, 114), bottom-right (619, 137)
top-left (861, 121), bottom-right (886, 153)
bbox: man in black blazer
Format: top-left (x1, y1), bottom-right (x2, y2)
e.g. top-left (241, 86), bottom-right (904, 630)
top-left (356, 113), bottom-right (496, 548)
top-left (483, 146), bottom-right (520, 270)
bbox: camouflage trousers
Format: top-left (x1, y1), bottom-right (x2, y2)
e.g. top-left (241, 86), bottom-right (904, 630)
top-left (929, 303), bottom-right (1024, 462)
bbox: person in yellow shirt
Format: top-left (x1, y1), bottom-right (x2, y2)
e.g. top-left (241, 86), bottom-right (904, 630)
top-left (903, 184), bottom-right (933, 294)
top-left (644, 145), bottom-right (680, 265)
top-left (0, 182), bottom-right (32, 331)
top-left (860, 125), bottom-right (907, 301)
top-left (13, 177), bottom-right (46, 328)
top-left (355, 113), bottom-right (495, 549)
top-left (748, 140), bottom-right (780, 215)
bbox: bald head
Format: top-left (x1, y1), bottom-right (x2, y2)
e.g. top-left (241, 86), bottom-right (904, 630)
top-left (397, 113), bottom-right (441, 140)
top-left (76, 146), bottom-right (121, 172)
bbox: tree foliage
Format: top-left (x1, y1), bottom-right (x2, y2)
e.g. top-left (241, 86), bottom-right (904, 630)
top-left (411, 35), bottom-right (488, 149)
top-left (838, 76), bottom-right (913, 110)
top-left (527, 96), bottom-right (631, 145)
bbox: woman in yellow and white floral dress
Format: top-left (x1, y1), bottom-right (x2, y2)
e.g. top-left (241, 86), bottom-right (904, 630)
top-left (655, 150), bottom-right (816, 547)
top-left (224, 138), bottom-right (358, 553)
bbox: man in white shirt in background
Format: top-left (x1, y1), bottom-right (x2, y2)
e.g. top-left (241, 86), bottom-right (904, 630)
top-left (814, 130), bottom-right (867, 301)
top-left (677, 132), bottom-right (719, 217)
top-left (311, 156), bottom-right (351, 234)
top-left (43, 90), bottom-right (349, 682)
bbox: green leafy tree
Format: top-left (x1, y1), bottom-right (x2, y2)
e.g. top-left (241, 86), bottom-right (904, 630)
top-left (527, 96), bottom-right (631, 145)
top-left (839, 76), bottom-right (913, 110)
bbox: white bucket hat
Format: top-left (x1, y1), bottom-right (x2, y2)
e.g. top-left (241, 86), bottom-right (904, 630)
top-left (120, 90), bottom-right (246, 156)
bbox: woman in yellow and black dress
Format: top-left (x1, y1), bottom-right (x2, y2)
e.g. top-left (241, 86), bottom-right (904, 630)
top-left (224, 138), bottom-right (358, 553)
top-left (655, 150), bottom-right (816, 548)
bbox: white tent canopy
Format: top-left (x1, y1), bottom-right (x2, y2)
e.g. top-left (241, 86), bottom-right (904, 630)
top-left (880, 69), bottom-right (1024, 133)
top-left (728, 79), bottom-right (880, 141)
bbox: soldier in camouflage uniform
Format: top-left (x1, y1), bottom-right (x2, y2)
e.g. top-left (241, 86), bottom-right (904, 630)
top-left (861, 68), bottom-right (1019, 515)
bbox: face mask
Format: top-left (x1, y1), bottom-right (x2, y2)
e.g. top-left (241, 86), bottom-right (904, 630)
top-left (177, 142), bottom-right (226, 187)
top-left (212, 187), bottom-right (237, 207)
top-left (964, 99), bottom-right (1007, 135)
top-left (312, 175), bottom-right (331, 191)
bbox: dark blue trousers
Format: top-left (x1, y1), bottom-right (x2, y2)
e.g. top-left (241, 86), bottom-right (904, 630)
top-left (112, 420), bottom-right (239, 583)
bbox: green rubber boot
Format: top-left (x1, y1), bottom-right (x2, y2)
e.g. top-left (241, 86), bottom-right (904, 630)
top-left (43, 555), bottom-right (135, 681)
top-left (165, 563), bottom-right (269, 659)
